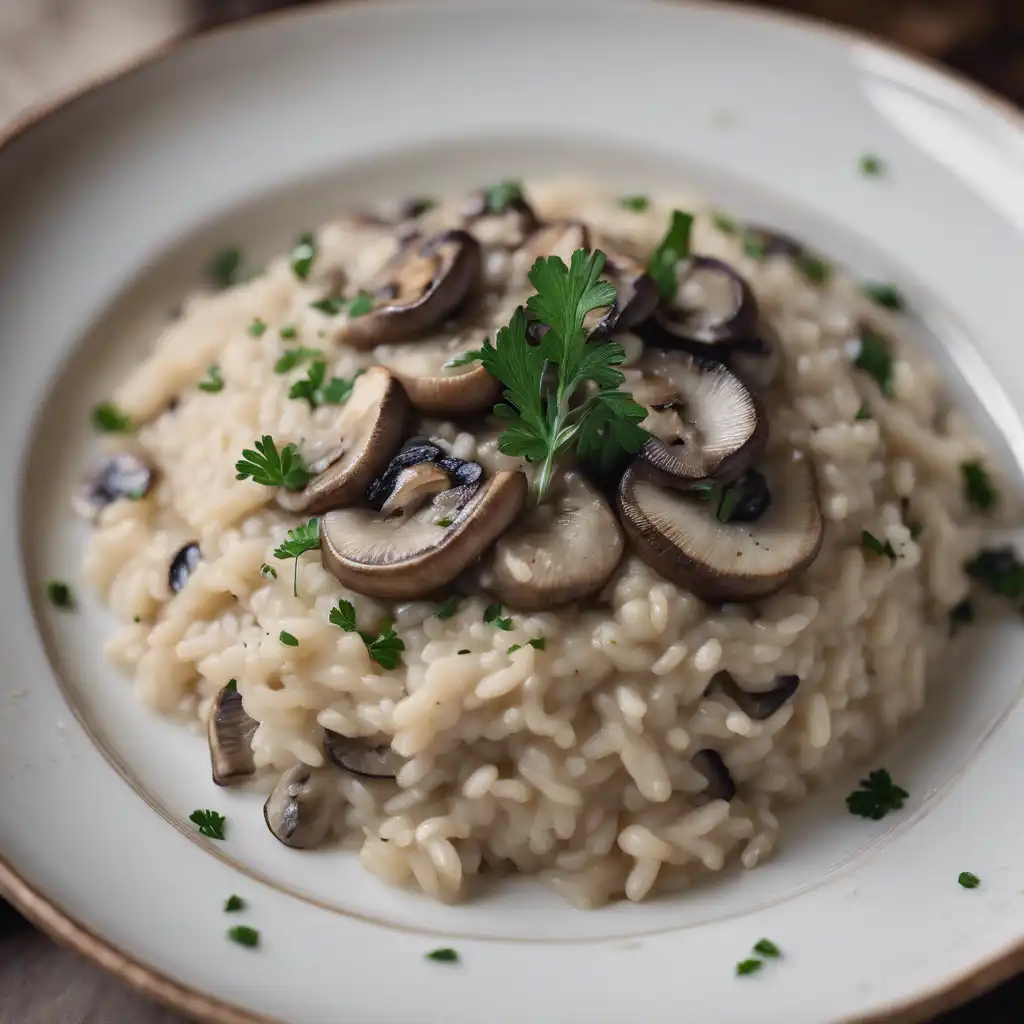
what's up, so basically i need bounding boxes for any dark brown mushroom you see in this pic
[324,730,403,779]
[73,452,155,520]
[276,367,409,516]
[692,749,736,801]
[588,248,660,337]
[263,763,337,849]
[617,451,823,603]
[169,542,201,593]
[709,671,800,720]
[461,188,541,249]
[208,683,257,786]
[655,257,760,346]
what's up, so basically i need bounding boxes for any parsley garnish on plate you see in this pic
[273,518,320,596]
[236,435,310,490]
[189,809,226,840]
[46,581,74,609]
[329,599,405,670]
[436,596,460,620]
[854,325,894,397]
[91,401,133,433]
[961,461,997,512]
[753,939,781,958]
[207,247,243,289]
[482,180,523,213]
[248,318,268,338]
[274,346,322,374]
[279,630,299,647]
[861,530,897,562]
[227,926,260,948]
[862,282,905,311]
[291,232,317,280]
[859,153,885,177]
[198,365,224,393]
[846,769,908,820]
[289,361,362,408]
[736,959,763,977]
[958,871,981,889]
[426,947,459,963]
[647,210,694,300]
[618,195,650,212]
[949,599,974,636]
[347,291,375,319]
[483,602,513,631]
[966,548,1024,598]
[224,895,246,912]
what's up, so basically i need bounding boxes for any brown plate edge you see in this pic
[0,2,1022,1022]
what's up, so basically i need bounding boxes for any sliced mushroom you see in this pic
[169,542,201,593]
[617,451,823,603]
[324,730,403,779]
[277,367,409,515]
[378,462,452,517]
[588,249,660,336]
[709,671,799,720]
[321,468,528,600]
[73,452,154,520]
[692,749,736,801]
[492,469,623,610]
[656,257,760,346]
[519,220,590,267]
[461,188,541,249]
[263,762,337,849]
[208,683,257,786]
[627,352,767,485]
[338,230,482,349]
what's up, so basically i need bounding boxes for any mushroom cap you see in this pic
[208,683,257,786]
[263,763,337,849]
[338,229,482,350]
[320,469,528,600]
[492,469,624,610]
[590,248,660,336]
[629,351,767,485]
[324,730,403,779]
[658,256,761,346]
[277,366,409,516]
[617,451,823,603]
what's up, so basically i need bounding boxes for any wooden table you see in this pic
[2,2,1023,1021]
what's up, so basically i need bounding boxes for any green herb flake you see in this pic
[426,947,459,963]
[198,365,224,393]
[224,894,246,912]
[742,233,766,261]
[273,518,320,596]
[189,809,226,840]
[310,297,348,316]
[482,180,523,214]
[717,484,741,524]
[260,564,278,580]
[227,925,260,949]
[347,291,375,319]
[949,599,974,636]
[288,360,361,408]
[279,324,298,340]
[248,318,268,338]
[207,247,243,289]
[91,401,133,434]
[711,211,737,235]
[855,403,872,421]
[279,630,299,647]
[225,679,237,692]
[507,643,522,654]
[859,153,885,177]
[854,325,894,397]
[235,435,311,490]
[958,871,981,890]
[736,959,763,977]
[329,600,405,669]
[862,282,905,312]
[528,637,546,650]
[274,346,322,374]
[753,939,781,958]
[966,548,1024,599]
[436,517,453,528]
[861,530,897,562]
[647,210,694,300]
[962,461,997,512]
[483,602,513,631]
[797,253,832,286]
[291,232,317,280]
[846,768,908,820]
[436,596,461,621]
[445,349,485,369]
[46,581,74,610]
[618,195,650,212]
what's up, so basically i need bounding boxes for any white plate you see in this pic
[3,2,1024,1021]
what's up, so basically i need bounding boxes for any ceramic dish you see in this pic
[2,2,1024,1022]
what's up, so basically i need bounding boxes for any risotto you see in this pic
[78,180,1008,907]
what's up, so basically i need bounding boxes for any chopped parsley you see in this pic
[962,461,997,512]
[797,253,831,286]
[236,435,311,490]
[227,925,260,948]
[966,547,1024,599]
[436,517,453,528]
[753,939,781,958]
[445,349,484,369]
[711,211,737,235]
[436,596,461,620]
[260,564,278,580]
[483,602,513,631]
[198,365,224,393]
[742,233,766,261]
[862,282,905,311]
[958,871,981,890]
[508,637,546,654]
[274,346,322,374]
[482,180,523,214]
[859,153,885,177]
[189,809,226,840]
[426,947,459,963]
[949,599,974,636]
[273,518,321,596]
[618,195,650,212]
[736,959,763,977]
[225,679,237,692]
[647,210,694,300]
[861,530,897,562]
[91,401,133,434]
[224,895,246,912]
[248,318,268,338]
[279,630,299,647]
[289,361,362,409]
[855,403,872,421]
[348,290,375,319]
[207,247,243,289]
[854,325,894,397]
[279,324,298,340]
[310,297,348,315]
[329,599,405,670]
[846,769,908,820]
[290,232,317,280]
[716,483,742,524]
[46,581,74,609]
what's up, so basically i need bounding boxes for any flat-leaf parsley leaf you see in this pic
[291,232,317,279]
[736,959,763,977]
[91,401,133,434]
[227,925,260,948]
[753,939,781,958]
[189,809,226,840]
[279,631,299,647]
[846,769,908,820]
[482,180,523,213]
[224,894,246,912]
[958,871,981,889]
[647,210,694,300]
[483,602,513,631]
[235,435,310,491]
[329,600,405,669]
[199,365,224,393]
[274,346,322,374]
[436,596,460,620]
[273,518,320,596]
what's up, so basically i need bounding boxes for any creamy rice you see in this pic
[81,181,1003,907]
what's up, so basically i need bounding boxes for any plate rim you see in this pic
[2,3,1023,1022]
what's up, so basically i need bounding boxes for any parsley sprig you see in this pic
[846,769,908,820]
[329,599,405,669]
[647,210,694,300]
[478,249,648,503]
[236,435,310,491]
[189,809,226,840]
[273,519,320,596]
[289,362,362,409]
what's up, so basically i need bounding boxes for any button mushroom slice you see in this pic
[263,762,338,849]
[627,352,767,486]
[321,470,528,600]
[324,729,403,779]
[587,249,660,337]
[337,230,482,350]
[656,256,761,346]
[169,542,201,593]
[709,671,800,721]
[617,451,824,603]
[276,367,409,516]
[208,683,258,786]
[692,749,736,802]
[461,189,541,249]
[492,469,624,610]
[377,461,453,517]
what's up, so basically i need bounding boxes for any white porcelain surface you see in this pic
[2,2,1024,1021]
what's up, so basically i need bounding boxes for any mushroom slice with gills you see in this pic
[585,249,660,337]
[655,257,760,347]
[208,683,257,786]
[276,367,409,516]
[324,730,403,779]
[692,749,736,802]
[617,450,824,604]
[628,351,766,485]
[492,469,624,610]
[709,670,799,720]
[264,763,338,849]
[321,469,528,600]
[460,188,541,249]
[337,229,482,350]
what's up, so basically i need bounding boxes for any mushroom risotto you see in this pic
[80,180,1010,907]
